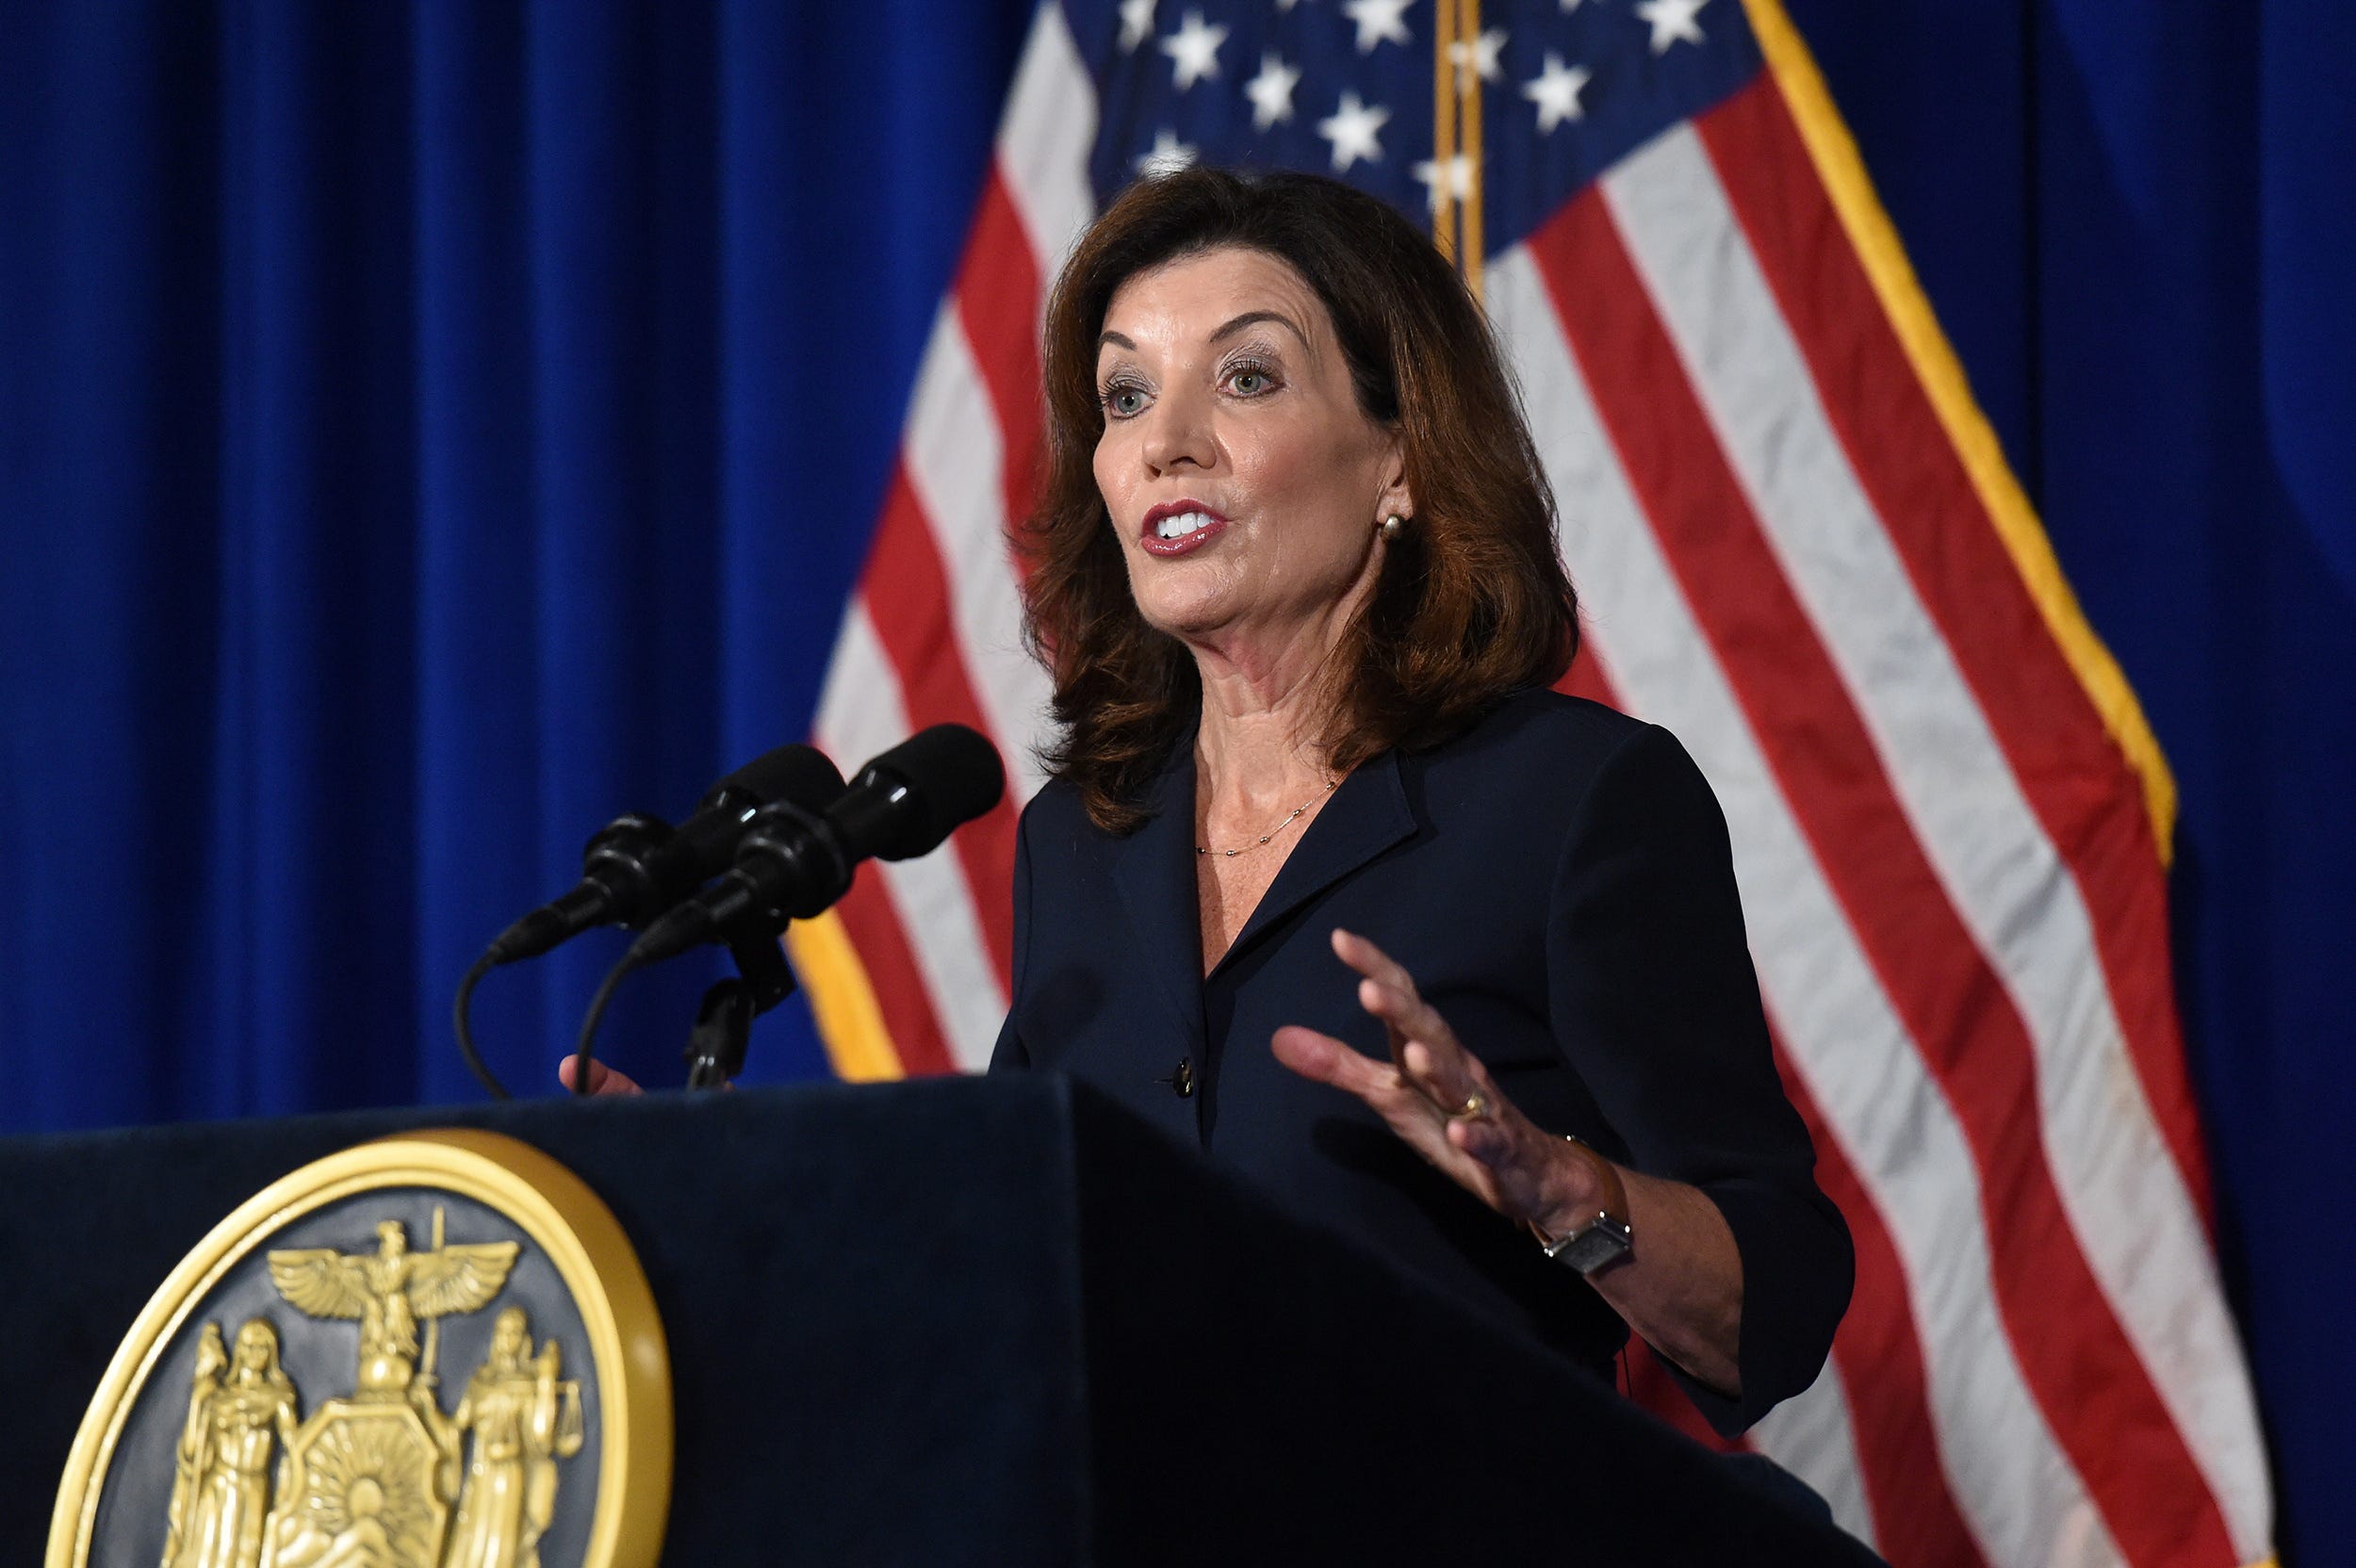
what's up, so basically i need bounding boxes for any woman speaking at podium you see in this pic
[990,167,1850,1438]
[571,166,1851,1438]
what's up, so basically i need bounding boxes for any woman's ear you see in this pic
[1376,433,1413,524]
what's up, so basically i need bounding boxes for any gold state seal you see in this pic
[48,1131,669,1568]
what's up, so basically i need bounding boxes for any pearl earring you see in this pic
[1380,514,1405,540]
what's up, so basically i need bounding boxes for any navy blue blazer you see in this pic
[989,688,1852,1435]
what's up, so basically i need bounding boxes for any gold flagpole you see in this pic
[1460,0,1485,302]
[1432,0,1460,267]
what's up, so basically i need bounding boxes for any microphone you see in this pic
[626,724,1005,965]
[483,743,849,965]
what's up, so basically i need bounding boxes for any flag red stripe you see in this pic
[1553,640,1624,710]
[1560,662,1957,1560]
[1775,1038,1992,1568]
[860,466,1021,987]
[1695,78,2211,1223]
[830,865,958,1076]
[1562,664,1724,1451]
[955,167,1048,557]
[1624,1341,1740,1450]
[1530,190,2235,1568]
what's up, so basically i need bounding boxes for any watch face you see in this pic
[1560,1219,1633,1276]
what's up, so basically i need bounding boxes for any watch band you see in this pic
[1527,1135,1634,1277]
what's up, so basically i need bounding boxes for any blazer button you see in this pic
[1169,1057,1195,1099]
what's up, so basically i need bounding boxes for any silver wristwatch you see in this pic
[1530,1135,1634,1277]
[1539,1208,1635,1275]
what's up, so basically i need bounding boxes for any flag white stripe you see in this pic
[1602,127,2270,1559]
[1490,243,2115,1568]
[814,603,1008,1067]
[998,3,1099,279]
[902,308,1056,808]
[1748,1364,1878,1555]
[811,602,889,772]
[878,844,1009,1070]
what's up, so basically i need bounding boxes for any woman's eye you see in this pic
[1103,385,1147,417]
[1229,368,1275,396]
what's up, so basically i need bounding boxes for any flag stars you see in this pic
[1342,0,1414,54]
[1635,0,1709,55]
[1136,128,1199,176]
[1523,52,1592,133]
[1245,51,1302,129]
[1448,26,1508,90]
[1317,90,1391,170]
[1119,0,1157,53]
[1412,153,1473,214]
[1161,9,1229,89]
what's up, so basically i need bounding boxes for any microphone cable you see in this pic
[453,952,512,1100]
[568,948,651,1098]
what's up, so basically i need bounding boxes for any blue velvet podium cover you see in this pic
[4,1075,1877,1564]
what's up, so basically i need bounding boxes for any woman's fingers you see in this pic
[1400,1037,1488,1120]
[1331,928,1438,1025]
[1291,929,1565,1217]
[1334,929,1458,1050]
[1333,928,1485,1113]
[557,1054,644,1097]
[1273,1024,1431,1126]
[1272,1021,1488,1151]
[1445,1107,1516,1167]
[1329,923,1546,1177]
[1270,1024,1395,1102]
[1273,1020,1558,1221]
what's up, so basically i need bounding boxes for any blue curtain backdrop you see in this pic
[1,1,2348,1560]
[0,0,1034,1118]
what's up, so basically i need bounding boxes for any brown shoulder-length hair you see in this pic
[1022,167,1578,833]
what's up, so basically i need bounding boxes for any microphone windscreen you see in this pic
[860,724,1006,859]
[708,743,849,813]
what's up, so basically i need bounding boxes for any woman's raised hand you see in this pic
[1271,928,1600,1232]
[556,1055,645,1097]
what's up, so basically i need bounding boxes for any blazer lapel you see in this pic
[1109,748,1208,1044]
[1213,749,1418,978]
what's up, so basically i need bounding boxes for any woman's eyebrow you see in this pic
[1096,312,1306,354]
[1209,309,1307,347]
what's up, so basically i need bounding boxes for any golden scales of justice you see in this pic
[160,1208,584,1568]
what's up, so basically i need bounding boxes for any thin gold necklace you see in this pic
[1196,779,1337,858]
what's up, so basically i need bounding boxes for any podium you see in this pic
[4,1075,1877,1564]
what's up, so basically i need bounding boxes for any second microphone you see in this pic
[625,723,1006,965]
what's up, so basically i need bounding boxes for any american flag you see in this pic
[784,1,2276,1562]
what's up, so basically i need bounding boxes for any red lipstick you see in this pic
[1138,499,1230,558]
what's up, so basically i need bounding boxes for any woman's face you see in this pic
[1092,245,1406,662]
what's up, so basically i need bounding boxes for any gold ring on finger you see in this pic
[1450,1092,1489,1121]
